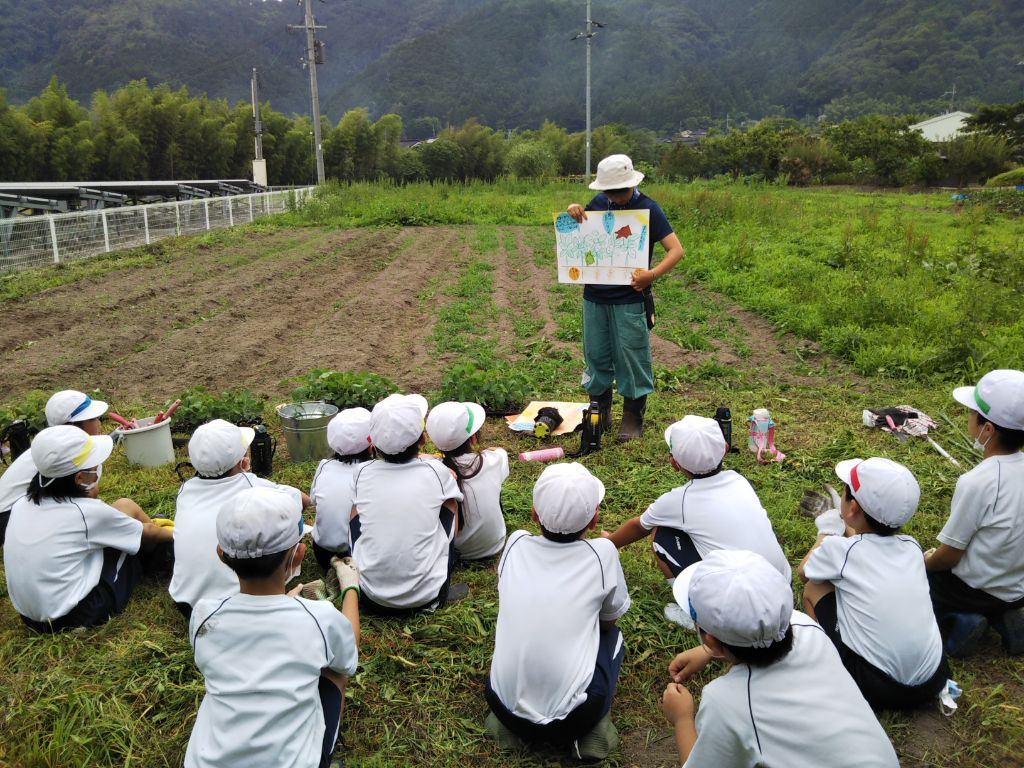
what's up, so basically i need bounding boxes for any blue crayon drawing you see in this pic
[603,211,615,235]
[555,213,580,233]
[639,225,648,253]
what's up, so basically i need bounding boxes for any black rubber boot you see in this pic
[618,396,647,442]
[594,389,613,433]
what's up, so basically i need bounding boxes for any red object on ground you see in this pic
[108,412,135,430]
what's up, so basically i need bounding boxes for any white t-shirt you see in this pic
[351,458,463,609]
[186,593,358,768]
[0,450,37,513]
[640,470,791,582]
[938,452,1024,602]
[453,448,508,560]
[489,530,631,724]
[684,611,898,768]
[4,495,143,622]
[310,459,359,553]
[804,533,943,685]
[170,474,303,608]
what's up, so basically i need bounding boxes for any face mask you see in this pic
[79,463,102,492]
[973,432,991,454]
[285,544,302,582]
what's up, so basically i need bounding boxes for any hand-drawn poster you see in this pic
[553,209,650,285]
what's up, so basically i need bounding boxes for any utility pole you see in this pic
[941,84,957,113]
[571,2,604,183]
[289,0,326,185]
[251,68,268,187]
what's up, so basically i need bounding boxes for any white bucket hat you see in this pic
[45,390,108,426]
[369,394,429,455]
[426,401,486,452]
[664,415,727,474]
[674,549,793,648]
[952,369,1024,431]
[217,487,305,559]
[834,457,920,528]
[31,425,114,481]
[189,419,256,477]
[327,408,372,455]
[533,462,605,535]
[589,154,644,191]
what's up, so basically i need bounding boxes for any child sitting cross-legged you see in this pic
[602,415,790,627]
[659,549,899,767]
[426,400,508,562]
[351,393,465,613]
[799,458,949,710]
[186,487,360,768]
[925,369,1024,656]
[310,408,373,571]
[169,419,309,620]
[4,425,173,632]
[485,462,630,762]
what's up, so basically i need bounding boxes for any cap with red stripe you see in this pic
[835,457,920,528]
[952,369,1024,431]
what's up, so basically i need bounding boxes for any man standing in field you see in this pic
[566,154,684,441]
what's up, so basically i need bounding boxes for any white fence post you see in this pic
[101,210,111,253]
[248,194,255,222]
[227,199,234,227]
[204,199,210,230]
[175,203,182,236]
[143,207,151,245]
[48,216,60,264]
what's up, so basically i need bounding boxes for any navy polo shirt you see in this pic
[583,189,674,304]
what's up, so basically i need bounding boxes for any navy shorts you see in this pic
[319,676,343,768]
[21,547,141,633]
[651,527,702,577]
[351,506,458,616]
[485,626,625,743]
[814,592,948,710]
[312,540,352,574]
[928,570,1024,621]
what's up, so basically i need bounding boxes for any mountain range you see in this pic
[1,0,1021,133]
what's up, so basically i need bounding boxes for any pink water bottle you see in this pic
[518,446,565,462]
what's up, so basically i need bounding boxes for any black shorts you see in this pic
[928,570,1024,621]
[815,592,949,711]
[651,526,702,577]
[312,540,352,573]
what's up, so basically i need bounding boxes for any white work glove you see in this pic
[824,483,841,511]
[332,556,360,596]
[815,508,845,536]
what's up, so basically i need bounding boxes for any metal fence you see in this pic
[0,187,315,273]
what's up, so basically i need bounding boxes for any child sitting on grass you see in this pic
[1,389,112,547]
[310,408,373,571]
[925,369,1024,656]
[485,462,630,761]
[4,425,173,632]
[351,393,465,613]
[601,415,790,626]
[186,487,359,768]
[169,419,309,620]
[660,549,898,767]
[799,457,949,710]
[426,400,508,561]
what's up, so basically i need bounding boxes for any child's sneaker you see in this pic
[942,612,988,658]
[664,602,696,630]
[573,714,619,762]
[484,712,526,751]
[993,607,1024,655]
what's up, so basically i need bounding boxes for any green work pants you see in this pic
[581,299,654,400]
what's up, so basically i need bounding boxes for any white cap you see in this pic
[674,549,792,648]
[426,401,486,452]
[369,394,428,455]
[664,415,726,473]
[45,390,108,426]
[189,419,256,477]
[533,462,605,535]
[589,154,645,191]
[216,487,304,559]
[953,369,1024,431]
[327,408,372,455]
[834,457,920,527]
[31,425,113,480]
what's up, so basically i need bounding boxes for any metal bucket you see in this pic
[275,401,338,463]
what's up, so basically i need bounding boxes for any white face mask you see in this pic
[285,543,302,583]
[973,433,991,454]
[79,463,102,492]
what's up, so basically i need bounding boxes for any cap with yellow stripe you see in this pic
[30,425,114,484]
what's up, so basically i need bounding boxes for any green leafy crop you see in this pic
[291,369,398,410]
[438,361,531,415]
[171,387,267,433]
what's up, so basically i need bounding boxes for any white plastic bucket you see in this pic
[116,416,176,467]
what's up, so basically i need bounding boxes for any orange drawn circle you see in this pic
[632,268,644,278]
[568,266,581,280]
